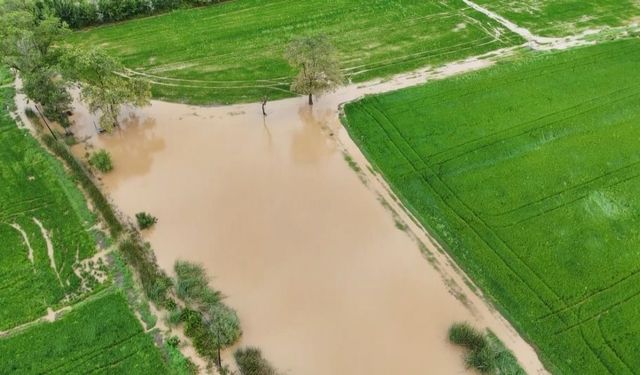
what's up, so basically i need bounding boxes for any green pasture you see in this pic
[474,0,640,36]
[68,0,524,104]
[0,75,98,331]
[0,291,168,374]
[342,39,640,374]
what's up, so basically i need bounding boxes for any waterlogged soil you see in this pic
[70,56,546,374]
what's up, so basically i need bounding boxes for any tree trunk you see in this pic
[308,93,313,105]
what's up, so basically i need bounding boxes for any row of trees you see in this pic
[0,0,150,133]
[43,0,225,29]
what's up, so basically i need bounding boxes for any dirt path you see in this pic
[462,0,606,50]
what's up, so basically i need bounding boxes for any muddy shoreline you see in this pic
[56,47,549,375]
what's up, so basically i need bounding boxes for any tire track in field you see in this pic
[33,217,64,288]
[8,223,35,268]
[429,84,640,168]
[358,100,569,320]
[393,44,638,116]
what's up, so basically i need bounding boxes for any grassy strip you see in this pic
[39,131,123,237]
[68,0,524,104]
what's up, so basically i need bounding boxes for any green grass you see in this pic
[0,291,169,374]
[0,75,99,330]
[68,0,524,104]
[342,38,640,374]
[474,0,640,37]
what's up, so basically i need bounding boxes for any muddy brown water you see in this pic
[65,53,547,375]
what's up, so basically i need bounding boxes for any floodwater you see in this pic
[69,52,547,375]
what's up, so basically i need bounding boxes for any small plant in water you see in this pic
[88,149,113,173]
[136,212,158,230]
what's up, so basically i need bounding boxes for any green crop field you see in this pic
[0,291,168,374]
[474,0,640,37]
[343,39,640,374]
[68,0,524,104]
[0,75,100,331]
[0,70,170,373]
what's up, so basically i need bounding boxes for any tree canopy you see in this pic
[285,35,344,105]
[61,48,151,132]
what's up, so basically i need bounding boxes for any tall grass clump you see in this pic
[448,322,486,351]
[234,347,278,375]
[448,322,524,374]
[119,235,173,305]
[173,261,241,362]
[88,149,113,173]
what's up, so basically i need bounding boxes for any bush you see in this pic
[207,303,241,347]
[44,0,224,29]
[234,347,278,375]
[167,335,180,348]
[136,211,158,230]
[448,323,525,375]
[163,338,199,375]
[174,260,242,359]
[119,236,172,305]
[88,149,113,173]
[465,345,496,374]
[167,306,182,326]
[448,322,486,351]
[174,261,220,304]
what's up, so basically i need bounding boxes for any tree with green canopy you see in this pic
[62,47,151,132]
[285,34,344,105]
[0,0,73,127]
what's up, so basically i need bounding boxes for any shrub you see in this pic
[448,323,524,375]
[163,338,199,375]
[88,149,113,173]
[174,260,242,359]
[448,322,486,351]
[207,303,241,347]
[234,347,278,375]
[174,261,220,304]
[167,335,180,348]
[119,236,172,305]
[465,345,496,374]
[136,211,158,230]
[167,306,182,326]
[180,308,217,359]
[44,0,225,29]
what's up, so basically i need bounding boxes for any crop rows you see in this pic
[342,39,640,374]
[0,292,168,374]
[0,80,99,330]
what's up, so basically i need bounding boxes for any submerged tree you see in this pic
[285,34,343,105]
[22,67,73,127]
[62,47,151,132]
